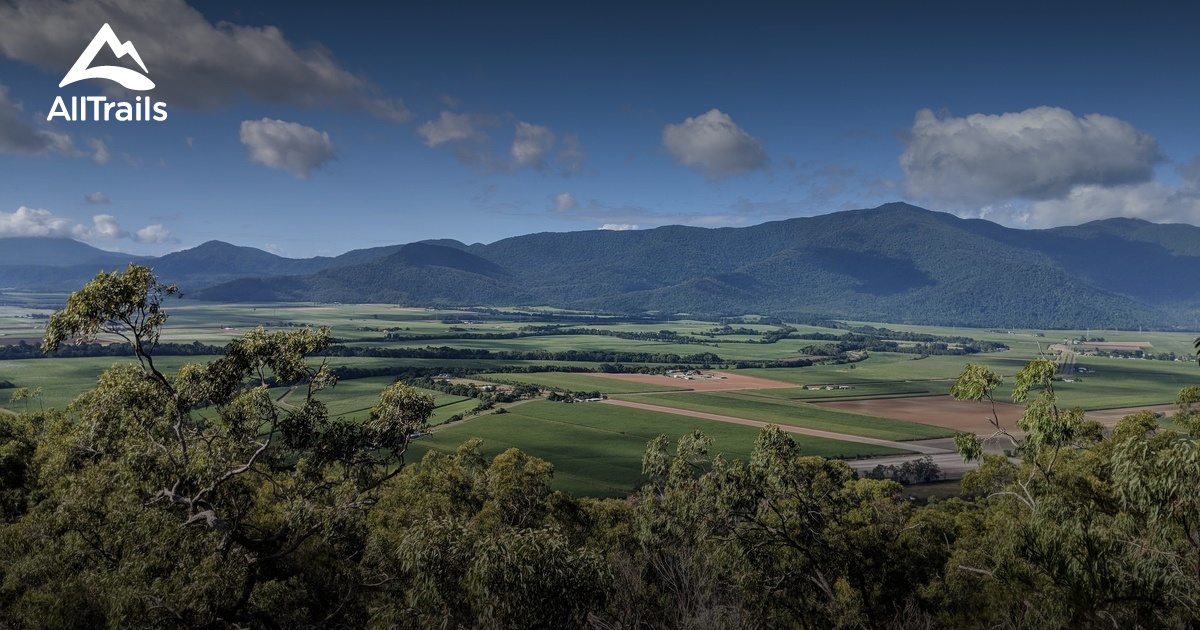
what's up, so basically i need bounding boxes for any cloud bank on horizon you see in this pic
[0,0,1197,254]
[0,206,173,244]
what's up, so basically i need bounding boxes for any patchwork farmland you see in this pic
[2,297,1195,496]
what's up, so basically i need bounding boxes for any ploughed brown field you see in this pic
[816,395,1026,435]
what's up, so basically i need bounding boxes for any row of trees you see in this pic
[322,343,725,365]
[0,266,1198,626]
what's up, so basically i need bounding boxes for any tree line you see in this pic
[0,339,227,360]
[323,344,724,365]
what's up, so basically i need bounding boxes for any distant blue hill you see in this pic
[5,203,1200,329]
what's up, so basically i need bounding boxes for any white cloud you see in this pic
[511,122,554,168]
[419,114,582,175]
[134,224,173,244]
[0,207,76,238]
[88,138,111,165]
[967,182,1200,229]
[185,136,195,148]
[239,118,336,178]
[552,193,577,213]
[599,223,639,231]
[900,106,1161,204]
[0,206,174,244]
[416,111,483,147]
[85,192,111,205]
[0,0,410,120]
[72,214,128,241]
[0,84,76,157]
[662,109,767,178]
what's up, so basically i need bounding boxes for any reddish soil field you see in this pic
[817,395,1026,435]
[589,371,795,391]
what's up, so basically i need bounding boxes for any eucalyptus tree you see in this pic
[1,265,434,626]
[944,360,1200,626]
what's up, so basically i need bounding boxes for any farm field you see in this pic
[752,381,944,401]
[287,376,472,423]
[587,371,799,391]
[738,353,1033,388]
[1052,356,1197,409]
[4,299,1200,497]
[0,355,224,410]
[817,395,1026,435]
[614,391,955,441]
[370,333,809,362]
[474,372,688,394]
[408,400,910,497]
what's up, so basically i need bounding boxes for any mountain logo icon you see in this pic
[59,23,155,91]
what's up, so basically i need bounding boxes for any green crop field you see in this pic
[294,376,471,419]
[408,400,910,497]
[1049,356,1197,409]
[0,355,224,411]
[614,391,954,441]
[474,372,688,394]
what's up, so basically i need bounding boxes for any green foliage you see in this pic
[949,362,1003,403]
[363,441,607,628]
[43,263,180,361]
[939,355,1200,627]
[1,266,435,626]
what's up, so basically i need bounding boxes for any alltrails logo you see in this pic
[47,23,168,122]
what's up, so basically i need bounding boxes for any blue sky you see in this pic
[1,0,1199,257]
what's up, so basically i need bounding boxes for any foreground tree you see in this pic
[942,360,1200,627]
[1,265,434,626]
[363,440,609,628]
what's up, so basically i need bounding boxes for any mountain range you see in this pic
[4,202,1200,329]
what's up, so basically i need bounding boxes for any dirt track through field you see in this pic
[602,399,950,454]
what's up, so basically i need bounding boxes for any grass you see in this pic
[753,381,943,401]
[409,400,910,498]
[740,352,1035,385]
[615,391,954,441]
[303,376,471,419]
[474,372,688,394]
[0,355,224,411]
[428,398,487,426]
[1049,356,1197,410]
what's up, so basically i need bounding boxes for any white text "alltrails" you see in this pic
[47,95,168,122]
